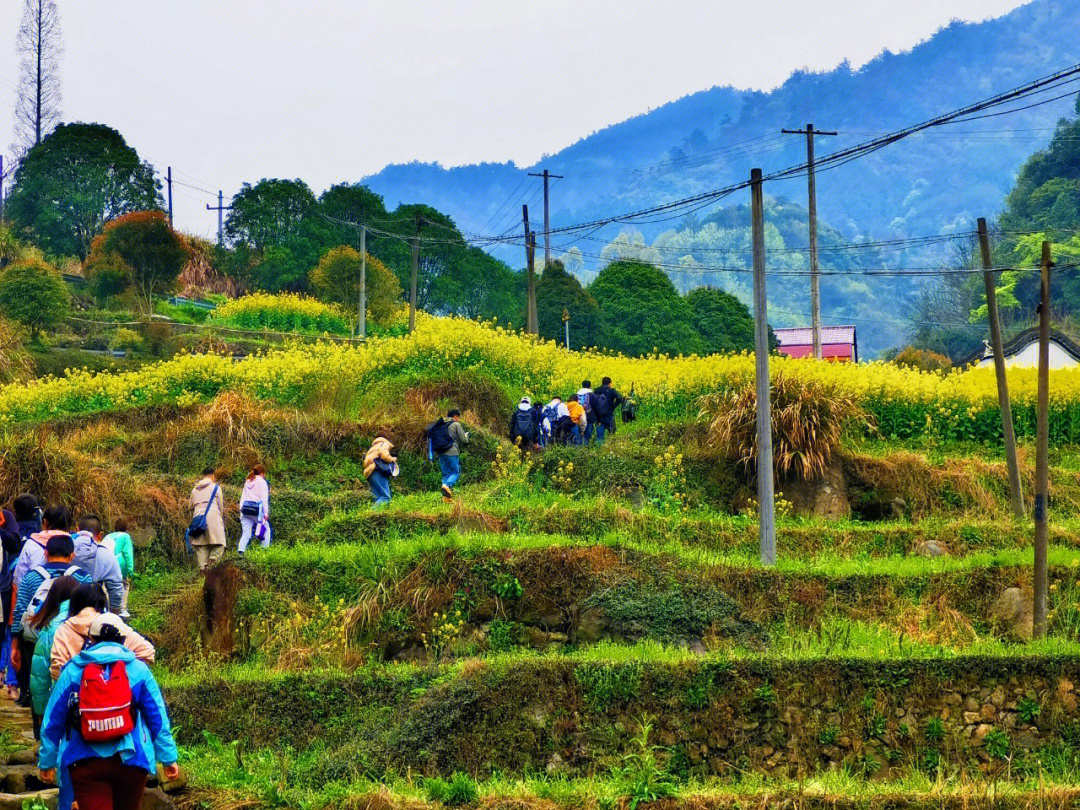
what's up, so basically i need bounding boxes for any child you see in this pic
[103,519,135,619]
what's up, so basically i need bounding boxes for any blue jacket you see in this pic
[38,643,178,774]
[72,533,124,613]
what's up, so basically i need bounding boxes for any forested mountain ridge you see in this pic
[363,0,1078,256]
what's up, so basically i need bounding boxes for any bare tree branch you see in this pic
[11,0,63,160]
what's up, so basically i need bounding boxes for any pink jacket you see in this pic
[50,607,155,681]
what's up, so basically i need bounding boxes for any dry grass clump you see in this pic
[895,594,979,647]
[0,317,32,385]
[699,372,869,483]
[845,452,1003,518]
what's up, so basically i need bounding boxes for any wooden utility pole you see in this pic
[750,168,775,566]
[1033,240,1052,638]
[782,125,836,359]
[978,218,1024,518]
[166,167,174,226]
[357,225,367,339]
[523,204,538,334]
[409,214,422,334]
[206,191,232,247]
[528,169,563,266]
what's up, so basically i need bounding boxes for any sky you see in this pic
[0,0,1028,238]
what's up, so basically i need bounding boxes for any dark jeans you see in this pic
[70,755,147,810]
[16,636,33,701]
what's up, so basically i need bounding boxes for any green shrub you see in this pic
[985,728,1011,759]
[424,771,479,806]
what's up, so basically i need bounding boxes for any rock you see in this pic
[990,587,1034,640]
[991,685,1007,708]
[6,749,34,766]
[914,540,947,558]
[964,696,980,712]
[781,462,850,520]
[545,753,565,775]
[575,607,607,643]
[140,787,176,810]
[980,704,996,723]
[156,763,188,793]
[689,639,707,656]
[973,724,993,743]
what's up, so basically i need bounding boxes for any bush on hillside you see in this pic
[890,346,953,373]
[0,259,70,339]
[0,318,33,384]
[212,292,352,335]
[699,372,869,482]
[309,246,404,328]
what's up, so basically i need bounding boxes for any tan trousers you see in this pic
[194,544,225,571]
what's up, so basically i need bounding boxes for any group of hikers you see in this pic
[184,463,272,570]
[0,497,177,810]
[362,377,634,506]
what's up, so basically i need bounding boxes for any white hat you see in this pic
[520,396,532,405]
[89,613,128,640]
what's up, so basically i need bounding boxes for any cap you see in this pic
[520,397,532,405]
[89,613,128,641]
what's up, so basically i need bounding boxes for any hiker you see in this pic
[364,434,398,506]
[188,468,226,571]
[593,377,625,446]
[102,520,135,619]
[5,496,39,700]
[28,575,80,810]
[577,380,596,443]
[0,503,21,704]
[509,396,539,452]
[28,575,81,738]
[72,515,125,616]
[544,397,572,446]
[38,612,179,810]
[50,583,155,682]
[238,464,271,555]
[566,394,587,446]
[11,507,77,707]
[428,409,469,502]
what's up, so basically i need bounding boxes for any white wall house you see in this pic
[968,328,1080,370]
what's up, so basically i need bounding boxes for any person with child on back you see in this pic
[71,514,125,618]
[427,409,469,502]
[238,464,272,555]
[12,532,92,711]
[509,397,539,453]
[38,610,177,810]
[364,433,398,506]
[188,468,226,571]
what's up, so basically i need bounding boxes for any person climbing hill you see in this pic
[364,434,398,507]
[428,409,469,502]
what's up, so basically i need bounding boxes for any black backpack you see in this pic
[426,419,455,454]
[593,391,611,419]
[512,410,537,443]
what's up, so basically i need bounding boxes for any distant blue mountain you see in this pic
[363,0,1080,355]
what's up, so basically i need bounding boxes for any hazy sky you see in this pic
[0,0,1027,237]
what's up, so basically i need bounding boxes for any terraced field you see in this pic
[3,333,1080,809]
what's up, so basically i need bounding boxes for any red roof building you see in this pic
[773,325,858,362]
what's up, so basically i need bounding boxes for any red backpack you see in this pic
[79,661,135,742]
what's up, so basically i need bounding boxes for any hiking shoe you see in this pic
[441,485,454,501]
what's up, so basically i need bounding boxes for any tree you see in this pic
[12,0,62,158]
[589,260,703,356]
[309,245,403,327]
[685,286,766,354]
[5,123,161,260]
[536,260,601,349]
[224,179,331,291]
[0,258,69,339]
[318,184,389,250]
[87,211,190,314]
[376,204,467,311]
[85,255,130,306]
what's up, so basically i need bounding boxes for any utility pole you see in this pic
[357,226,367,339]
[563,308,570,350]
[1033,240,1052,639]
[409,214,422,334]
[978,218,1024,518]
[782,124,836,359]
[528,169,563,266]
[166,167,174,226]
[523,205,538,334]
[206,191,232,247]
[750,167,775,566]
[0,155,4,221]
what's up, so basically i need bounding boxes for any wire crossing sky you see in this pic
[0,0,1026,238]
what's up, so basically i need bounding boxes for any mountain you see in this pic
[362,0,1080,357]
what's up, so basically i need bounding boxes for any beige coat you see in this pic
[189,477,227,547]
[51,607,155,681]
[363,438,396,479]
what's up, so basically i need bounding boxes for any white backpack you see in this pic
[22,565,81,641]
